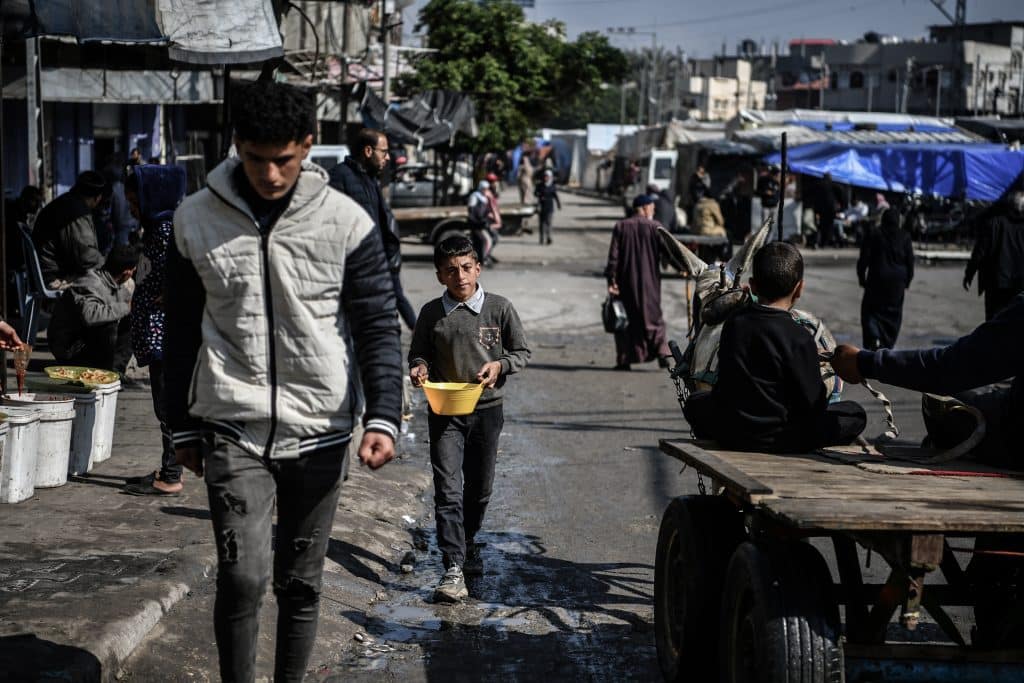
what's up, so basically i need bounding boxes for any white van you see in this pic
[643,149,678,192]
[309,145,350,172]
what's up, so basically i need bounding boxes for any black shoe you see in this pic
[657,356,670,369]
[546,238,553,245]
[614,363,632,371]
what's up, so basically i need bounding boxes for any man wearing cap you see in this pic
[32,170,108,289]
[605,194,670,370]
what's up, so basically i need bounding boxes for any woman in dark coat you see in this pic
[857,208,914,349]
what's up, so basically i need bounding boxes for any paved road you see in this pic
[127,191,983,681]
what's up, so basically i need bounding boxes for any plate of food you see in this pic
[44,366,120,387]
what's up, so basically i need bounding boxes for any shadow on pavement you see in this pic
[332,530,658,680]
[160,505,211,520]
[0,633,102,682]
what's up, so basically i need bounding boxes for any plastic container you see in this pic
[90,381,121,463]
[0,409,39,504]
[421,381,485,416]
[68,392,100,476]
[3,394,76,488]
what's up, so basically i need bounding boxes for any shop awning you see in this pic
[765,142,1024,201]
[2,0,282,65]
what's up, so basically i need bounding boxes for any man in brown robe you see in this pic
[605,194,670,370]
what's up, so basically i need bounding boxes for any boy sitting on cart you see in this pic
[686,242,866,452]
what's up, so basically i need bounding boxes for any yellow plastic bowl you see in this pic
[422,381,485,416]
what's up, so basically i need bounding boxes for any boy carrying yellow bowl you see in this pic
[408,235,531,603]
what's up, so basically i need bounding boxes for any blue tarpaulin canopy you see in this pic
[765,142,1024,201]
[787,120,956,134]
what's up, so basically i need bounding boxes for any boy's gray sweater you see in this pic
[408,290,530,409]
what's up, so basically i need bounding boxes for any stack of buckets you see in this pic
[0,378,121,504]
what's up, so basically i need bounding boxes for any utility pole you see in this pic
[901,56,914,113]
[381,0,391,103]
[935,65,942,116]
[26,37,45,198]
[819,57,828,109]
[867,72,874,112]
[649,32,657,125]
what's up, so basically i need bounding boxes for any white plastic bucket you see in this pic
[3,394,76,488]
[0,410,39,503]
[68,392,100,476]
[90,381,121,464]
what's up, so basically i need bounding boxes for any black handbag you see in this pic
[602,296,628,333]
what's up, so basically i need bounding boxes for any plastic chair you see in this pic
[18,222,61,344]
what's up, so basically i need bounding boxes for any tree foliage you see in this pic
[399,0,627,152]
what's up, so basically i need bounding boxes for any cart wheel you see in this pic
[971,534,1024,648]
[654,495,745,682]
[719,541,841,683]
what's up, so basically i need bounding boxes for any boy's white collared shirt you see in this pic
[442,284,485,316]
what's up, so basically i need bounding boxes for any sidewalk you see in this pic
[0,366,431,682]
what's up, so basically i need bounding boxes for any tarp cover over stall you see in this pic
[765,142,1024,201]
[4,0,283,64]
[360,89,477,149]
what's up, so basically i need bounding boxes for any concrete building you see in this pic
[813,22,1024,116]
[679,58,768,121]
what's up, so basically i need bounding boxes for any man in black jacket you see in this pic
[964,190,1024,320]
[32,171,108,288]
[328,127,416,330]
[832,294,1024,467]
[857,208,914,349]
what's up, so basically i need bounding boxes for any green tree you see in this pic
[400,0,626,151]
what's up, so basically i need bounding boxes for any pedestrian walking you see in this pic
[534,169,561,245]
[857,208,914,350]
[32,170,108,289]
[964,190,1024,321]
[517,153,534,204]
[813,173,841,248]
[605,194,670,370]
[408,236,531,603]
[468,180,495,266]
[328,127,416,331]
[648,183,679,233]
[122,164,188,496]
[164,81,402,683]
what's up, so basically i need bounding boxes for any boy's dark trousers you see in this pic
[428,404,504,568]
[202,432,345,683]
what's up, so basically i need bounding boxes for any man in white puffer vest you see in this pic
[164,81,402,682]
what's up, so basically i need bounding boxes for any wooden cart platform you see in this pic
[653,438,1024,683]
[659,439,1024,533]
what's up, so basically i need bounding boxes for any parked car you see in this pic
[309,145,350,172]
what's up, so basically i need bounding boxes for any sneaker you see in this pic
[433,565,468,603]
[463,545,484,576]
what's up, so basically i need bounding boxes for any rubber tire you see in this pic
[719,541,841,683]
[654,495,746,682]
[971,534,1024,647]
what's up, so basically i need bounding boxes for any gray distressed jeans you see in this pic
[202,432,346,683]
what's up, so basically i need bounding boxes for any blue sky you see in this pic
[403,0,1023,58]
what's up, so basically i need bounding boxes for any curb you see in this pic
[5,542,218,683]
[101,543,217,682]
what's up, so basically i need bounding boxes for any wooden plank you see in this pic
[762,498,1024,533]
[661,440,1024,532]
[659,439,774,502]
